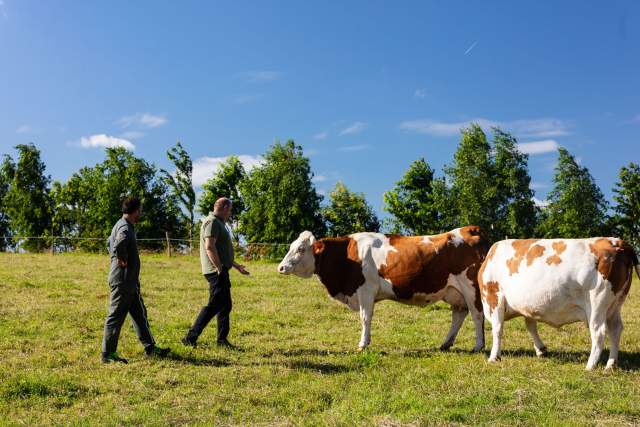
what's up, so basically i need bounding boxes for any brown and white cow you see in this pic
[478,237,640,370]
[277,226,489,351]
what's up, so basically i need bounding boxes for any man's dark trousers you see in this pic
[102,285,155,354]
[186,268,232,342]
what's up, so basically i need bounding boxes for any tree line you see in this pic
[0,124,638,253]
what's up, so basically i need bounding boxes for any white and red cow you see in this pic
[478,237,639,370]
[277,226,489,351]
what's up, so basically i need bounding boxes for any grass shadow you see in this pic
[493,348,640,370]
[164,352,231,367]
[285,359,354,374]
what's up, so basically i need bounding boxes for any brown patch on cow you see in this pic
[480,280,500,314]
[378,225,489,306]
[546,241,567,265]
[526,244,546,266]
[313,237,365,297]
[506,239,539,275]
[589,238,637,295]
[485,243,498,263]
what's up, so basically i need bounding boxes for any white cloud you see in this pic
[79,134,135,150]
[399,117,570,138]
[192,155,263,187]
[234,94,261,105]
[464,41,478,55]
[414,89,426,99]
[517,139,559,155]
[317,189,327,196]
[118,113,167,129]
[631,114,640,123]
[339,122,368,136]
[312,175,327,183]
[241,70,282,83]
[0,0,6,18]
[533,197,549,208]
[16,125,33,134]
[530,182,548,190]
[338,144,370,152]
[313,131,328,140]
[119,131,145,140]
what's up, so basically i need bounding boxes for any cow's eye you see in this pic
[298,247,305,253]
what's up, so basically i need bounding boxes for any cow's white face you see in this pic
[277,231,317,278]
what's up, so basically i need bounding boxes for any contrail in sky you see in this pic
[464,41,478,55]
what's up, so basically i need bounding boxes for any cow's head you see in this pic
[277,231,317,278]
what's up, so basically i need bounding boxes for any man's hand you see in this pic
[117,258,128,268]
[234,264,250,275]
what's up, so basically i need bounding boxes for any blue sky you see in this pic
[1,1,638,219]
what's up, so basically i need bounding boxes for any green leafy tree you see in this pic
[2,144,52,251]
[492,129,537,238]
[239,140,325,243]
[198,156,247,226]
[0,155,14,250]
[323,181,380,236]
[611,162,640,250]
[56,147,181,250]
[161,142,196,244]
[445,124,498,239]
[383,158,443,234]
[537,148,609,238]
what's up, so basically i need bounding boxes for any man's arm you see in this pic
[113,226,129,267]
[205,236,224,272]
[232,261,250,275]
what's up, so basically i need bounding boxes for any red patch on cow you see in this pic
[378,226,488,311]
[546,241,567,266]
[589,238,637,295]
[506,239,539,275]
[312,237,366,297]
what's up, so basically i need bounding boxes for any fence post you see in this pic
[165,232,172,257]
[50,237,55,255]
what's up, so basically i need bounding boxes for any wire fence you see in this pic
[0,236,291,261]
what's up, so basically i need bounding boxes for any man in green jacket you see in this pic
[101,197,170,363]
[182,197,249,347]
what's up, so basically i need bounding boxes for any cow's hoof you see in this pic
[357,346,367,352]
[488,357,500,363]
[535,347,548,357]
[471,345,485,353]
[585,364,596,371]
[605,361,617,371]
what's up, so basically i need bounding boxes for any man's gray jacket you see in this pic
[107,218,141,293]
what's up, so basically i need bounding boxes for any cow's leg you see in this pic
[440,307,468,351]
[605,309,623,370]
[488,304,505,363]
[586,307,607,371]
[455,284,485,352]
[524,317,547,357]
[356,287,375,351]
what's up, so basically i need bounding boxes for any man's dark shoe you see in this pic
[101,351,128,364]
[181,336,197,348]
[145,346,170,358]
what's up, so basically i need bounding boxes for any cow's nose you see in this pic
[277,265,285,274]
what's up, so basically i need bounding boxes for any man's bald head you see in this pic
[213,197,232,221]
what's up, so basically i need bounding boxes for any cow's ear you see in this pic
[313,241,325,255]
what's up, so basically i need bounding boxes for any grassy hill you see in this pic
[1,253,639,426]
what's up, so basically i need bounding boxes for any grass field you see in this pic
[1,253,640,426]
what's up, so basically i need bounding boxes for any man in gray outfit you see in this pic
[101,197,170,363]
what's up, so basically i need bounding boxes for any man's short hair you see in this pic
[122,197,142,214]
[214,197,232,211]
